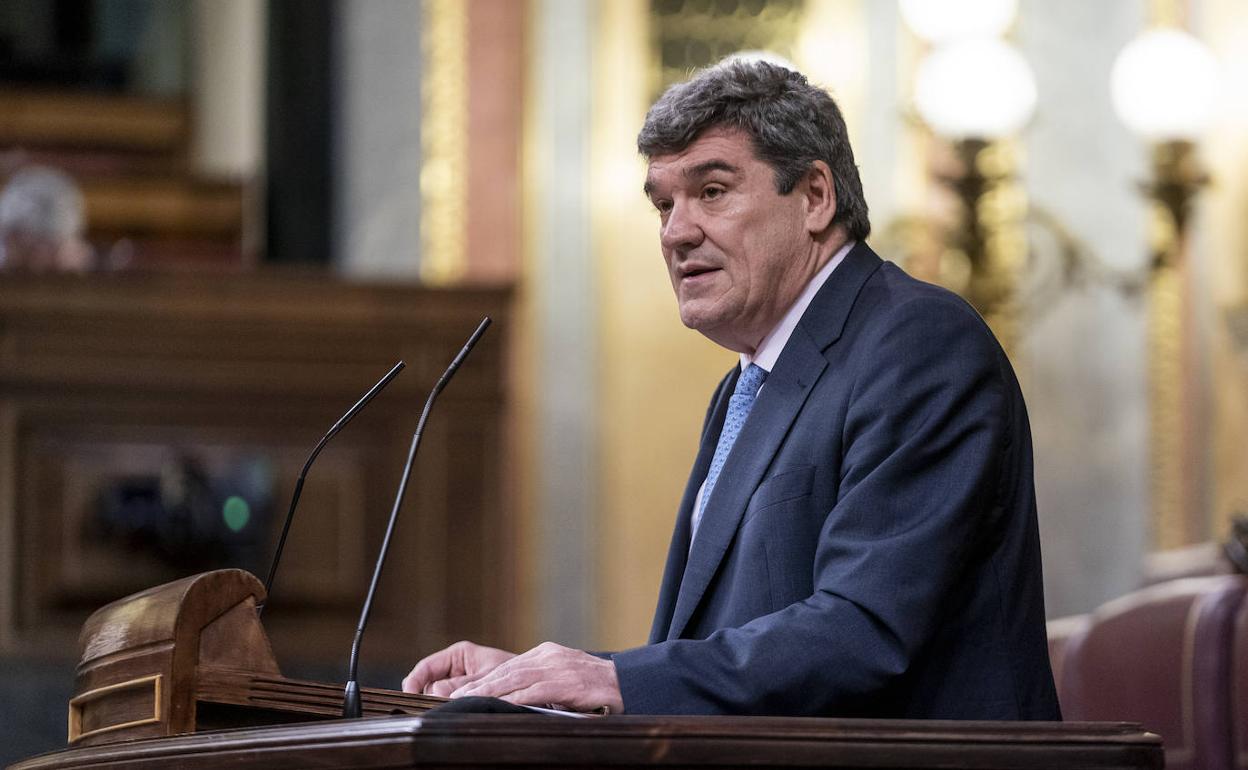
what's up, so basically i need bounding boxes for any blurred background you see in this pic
[2,0,1246,763]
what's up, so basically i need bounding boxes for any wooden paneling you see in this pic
[0,272,514,667]
[79,177,243,239]
[0,91,187,154]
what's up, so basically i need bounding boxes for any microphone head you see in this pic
[448,317,492,373]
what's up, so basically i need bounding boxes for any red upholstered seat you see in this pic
[1045,613,1089,709]
[1058,575,1246,770]
[1232,594,1248,769]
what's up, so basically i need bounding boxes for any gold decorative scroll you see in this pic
[420,0,468,284]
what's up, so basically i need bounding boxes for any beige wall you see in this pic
[1202,0,1248,536]
[590,1,736,650]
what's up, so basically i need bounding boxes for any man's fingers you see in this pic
[453,649,568,700]
[453,655,540,698]
[426,672,485,697]
[402,651,453,693]
[402,641,518,694]
[448,642,623,713]
[402,642,473,693]
[452,667,520,698]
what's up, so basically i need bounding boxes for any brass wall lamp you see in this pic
[896,0,1037,352]
[1110,20,1221,549]
[1110,25,1219,270]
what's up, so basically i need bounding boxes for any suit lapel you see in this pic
[797,241,882,351]
[667,327,827,639]
[665,241,884,640]
[647,369,737,643]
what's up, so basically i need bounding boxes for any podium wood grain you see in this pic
[10,714,1164,769]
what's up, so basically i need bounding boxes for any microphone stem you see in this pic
[346,376,443,685]
[260,466,310,616]
[343,317,489,718]
[259,360,405,617]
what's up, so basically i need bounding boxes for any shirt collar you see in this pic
[740,240,855,373]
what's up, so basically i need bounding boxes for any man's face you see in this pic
[644,127,821,354]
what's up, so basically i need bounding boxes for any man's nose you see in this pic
[660,201,704,252]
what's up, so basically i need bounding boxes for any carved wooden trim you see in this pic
[68,674,163,744]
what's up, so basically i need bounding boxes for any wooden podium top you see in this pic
[23,566,1162,770]
[11,713,1163,770]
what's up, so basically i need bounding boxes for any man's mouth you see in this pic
[679,265,719,281]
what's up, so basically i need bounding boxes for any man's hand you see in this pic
[402,640,516,696]
[451,642,624,714]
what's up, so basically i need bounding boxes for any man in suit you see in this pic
[403,59,1060,719]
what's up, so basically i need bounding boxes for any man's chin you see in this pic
[677,305,718,333]
[679,311,751,353]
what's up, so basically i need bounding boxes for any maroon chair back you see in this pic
[1059,575,1246,770]
[1232,591,1248,769]
[1046,614,1089,712]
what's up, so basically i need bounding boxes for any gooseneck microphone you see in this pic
[258,360,406,617]
[343,317,491,718]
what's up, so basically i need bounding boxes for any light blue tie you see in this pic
[690,363,768,544]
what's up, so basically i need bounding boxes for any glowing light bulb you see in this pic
[914,38,1037,139]
[900,0,1018,43]
[1111,28,1220,141]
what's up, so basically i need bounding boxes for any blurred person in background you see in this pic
[0,166,93,272]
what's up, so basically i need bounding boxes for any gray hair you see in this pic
[0,166,85,240]
[637,59,870,240]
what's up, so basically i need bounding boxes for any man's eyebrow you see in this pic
[685,160,740,179]
[643,159,741,198]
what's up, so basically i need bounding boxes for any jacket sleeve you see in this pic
[611,295,1014,715]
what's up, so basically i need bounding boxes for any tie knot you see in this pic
[735,363,767,398]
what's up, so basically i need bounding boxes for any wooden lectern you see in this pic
[64,569,442,748]
[9,570,1164,769]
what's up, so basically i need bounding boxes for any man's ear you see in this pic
[801,160,837,234]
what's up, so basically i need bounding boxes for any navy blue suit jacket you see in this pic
[611,243,1060,719]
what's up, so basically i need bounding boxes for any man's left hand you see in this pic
[451,642,624,714]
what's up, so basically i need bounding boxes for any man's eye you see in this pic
[702,186,725,200]
[655,200,673,215]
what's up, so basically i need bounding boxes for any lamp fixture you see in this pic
[1110,25,1218,267]
[892,1,1042,352]
[899,0,1017,44]
[914,38,1037,141]
[1109,20,1220,550]
[1110,27,1220,143]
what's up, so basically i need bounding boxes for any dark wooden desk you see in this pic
[10,714,1163,769]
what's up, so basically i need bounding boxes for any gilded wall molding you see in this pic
[1149,257,1187,548]
[420,0,468,284]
